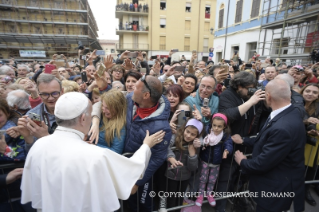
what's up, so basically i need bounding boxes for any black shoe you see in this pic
[306,188,317,206]
[314,185,319,197]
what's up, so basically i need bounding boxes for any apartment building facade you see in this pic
[116,0,217,61]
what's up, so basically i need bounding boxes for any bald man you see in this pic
[232,79,305,212]
[126,75,172,212]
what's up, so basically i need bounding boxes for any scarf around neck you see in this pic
[203,130,223,146]
[133,103,159,120]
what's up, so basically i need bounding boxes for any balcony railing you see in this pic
[115,4,148,13]
[116,43,149,50]
[117,24,148,32]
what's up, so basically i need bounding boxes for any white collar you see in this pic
[55,126,85,140]
[270,104,291,120]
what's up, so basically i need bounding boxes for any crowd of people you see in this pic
[115,2,149,13]
[0,46,319,212]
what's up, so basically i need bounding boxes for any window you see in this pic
[160,36,166,50]
[248,42,257,59]
[218,4,224,28]
[235,0,243,23]
[204,22,210,32]
[203,38,209,52]
[34,26,42,34]
[184,37,190,51]
[58,27,64,34]
[9,25,16,33]
[273,38,289,54]
[160,18,166,28]
[111,49,115,53]
[186,3,191,12]
[251,0,260,18]
[205,5,210,19]
[160,0,166,10]
[185,20,191,30]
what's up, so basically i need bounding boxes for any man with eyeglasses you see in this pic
[14,74,63,152]
[126,75,172,212]
[184,75,219,126]
[158,63,182,84]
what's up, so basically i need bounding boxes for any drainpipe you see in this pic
[223,0,231,58]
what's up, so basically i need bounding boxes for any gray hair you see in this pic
[275,73,294,88]
[112,81,124,89]
[0,65,13,75]
[201,74,217,89]
[6,89,31,110]
[37,74,62,90]
[18,64,30,72]
[55,101,90,127]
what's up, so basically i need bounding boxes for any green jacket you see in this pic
[184,89,219,125]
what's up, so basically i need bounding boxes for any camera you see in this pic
[307,124,316,131]
[247,85,265,96]
[307,136,317,146]
[306,124,317,146]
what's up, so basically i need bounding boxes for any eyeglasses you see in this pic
[114,70,123,74]
[39,91,61,99]
[141,75,152,96]
[199,84,214,91]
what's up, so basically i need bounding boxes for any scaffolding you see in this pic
[0,0,101,60]
[257,0,319,65]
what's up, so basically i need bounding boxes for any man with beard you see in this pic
[214,71,266,212]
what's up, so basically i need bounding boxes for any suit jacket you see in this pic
[241,105,305,212]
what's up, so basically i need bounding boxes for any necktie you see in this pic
[261,116,271,131]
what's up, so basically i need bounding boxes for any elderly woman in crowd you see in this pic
[6,90,31,122]
[17,64,30,78]
[300,83,319,206]
[0,99,26,161]
[0,65,16,81]
[62,80,80,93]
[96,90,127,154]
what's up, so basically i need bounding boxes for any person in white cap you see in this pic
[20,92,165,212]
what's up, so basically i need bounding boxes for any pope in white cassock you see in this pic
[20,92,165,212]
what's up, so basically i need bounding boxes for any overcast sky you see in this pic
[89,0,119,40]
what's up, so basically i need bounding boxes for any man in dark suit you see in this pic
[232,79,306,212]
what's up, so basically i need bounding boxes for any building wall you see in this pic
[116,0,217,60]
[213,0,264,62]
[99,39,119,55]
[0,0,99,60]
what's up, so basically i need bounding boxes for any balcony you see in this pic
[117,43,149,51]
[116,25,148,35]
[115,5,148,19]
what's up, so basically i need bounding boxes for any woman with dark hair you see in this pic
[181,74,197,98]
[166,84,184,121]
[0,99,25,161]
[124,71,142,93]
[300,83,319,206]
